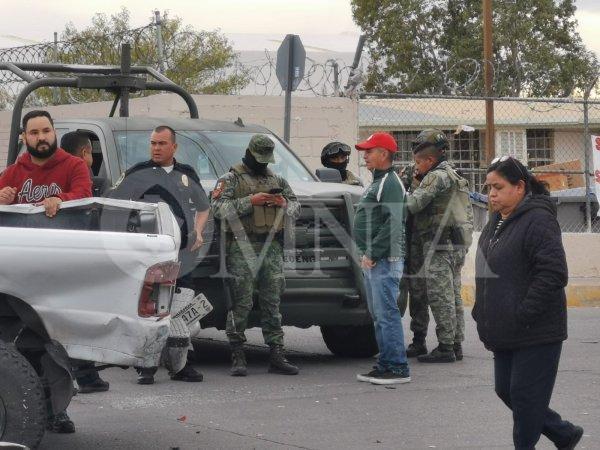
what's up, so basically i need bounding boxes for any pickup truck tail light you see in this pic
[138,261,180,317]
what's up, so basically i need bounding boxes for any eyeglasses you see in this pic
[490,155,527,180]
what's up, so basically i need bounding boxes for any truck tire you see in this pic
[320,324,378,358]
[0,341,46,449]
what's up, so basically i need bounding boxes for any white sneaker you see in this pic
[369,370,411,385]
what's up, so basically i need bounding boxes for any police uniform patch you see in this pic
[212,180,225,199]
[181,174,189,187]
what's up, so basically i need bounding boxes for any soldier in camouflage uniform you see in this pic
[405,130,474,363]
[397,163,419,318]
[211,134,301,376]
[321,142,363,186]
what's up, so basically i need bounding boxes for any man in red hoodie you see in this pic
[0,110,91,434]
[0,110,92,217]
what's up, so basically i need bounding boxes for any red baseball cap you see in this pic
[355,132,398,153]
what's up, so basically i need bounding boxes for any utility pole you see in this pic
[483,0,495,165]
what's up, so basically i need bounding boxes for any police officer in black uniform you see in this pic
[110,125,210,384]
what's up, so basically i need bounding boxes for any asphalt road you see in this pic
[41,308,599,450]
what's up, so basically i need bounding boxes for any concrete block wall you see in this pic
[0,94,360,176]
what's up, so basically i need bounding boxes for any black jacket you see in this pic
[473,195,568,351]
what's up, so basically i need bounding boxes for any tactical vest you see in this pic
[227,163,285,235]
[413,163,474,249]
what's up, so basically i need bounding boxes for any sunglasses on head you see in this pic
[491,155,527,179]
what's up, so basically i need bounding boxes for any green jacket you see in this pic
[353,166,406,261]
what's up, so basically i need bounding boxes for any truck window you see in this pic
[114,131,218,180]
[202,131,314,182]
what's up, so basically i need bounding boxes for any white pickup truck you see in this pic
[0,198,186,448]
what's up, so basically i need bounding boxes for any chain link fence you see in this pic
[0,22,358,109]
[359,93,600,233]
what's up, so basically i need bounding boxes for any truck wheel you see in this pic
[0,341,46,449]
[320,324,378,358]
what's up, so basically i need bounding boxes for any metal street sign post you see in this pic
[276,34,306,143]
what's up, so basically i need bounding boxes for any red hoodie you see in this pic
[0,148,92,204]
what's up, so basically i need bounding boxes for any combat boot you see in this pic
[268,345,299,375]
[406,332,427,358]
[453,343,463,361]
[230,345,247,377]
[406,339,428,358]
[47,411,75,434]
[417,344,456,363]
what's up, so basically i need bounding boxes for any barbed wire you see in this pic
[369,45,599,99]
[3,20,596,110]
[0,22,360,109]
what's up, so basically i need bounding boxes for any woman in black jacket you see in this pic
[473,156,583,450]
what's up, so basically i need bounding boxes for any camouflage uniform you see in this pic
[397,164,419,317]
[408,240,465,345]
[406,160,467,348]
[210,135,301,348]
[342,169,364,187]
[225,239,286,346]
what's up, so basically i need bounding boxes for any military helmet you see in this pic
[321,142,351,166]
[248,134,276,164]
[412,129,449,154]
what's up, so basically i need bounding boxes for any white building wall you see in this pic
[0,94,359,175]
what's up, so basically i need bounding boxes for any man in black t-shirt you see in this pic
[111,125,210,384]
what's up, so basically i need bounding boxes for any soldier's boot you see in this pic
[47,411,75,434]
[230,345,247,377]
[417,344,456,363]
[453,343,463,361]
[268,345,299,375]
[406,334,428,358]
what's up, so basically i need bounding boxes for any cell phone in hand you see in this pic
[269,188,283,194]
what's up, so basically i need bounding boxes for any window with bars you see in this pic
[390,129,483,190]
[526,129,554,168]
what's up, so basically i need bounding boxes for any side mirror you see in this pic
[316,168,343,183]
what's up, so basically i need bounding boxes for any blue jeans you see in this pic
[363,258,408,373]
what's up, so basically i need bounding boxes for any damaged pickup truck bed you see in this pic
[0,198,182,448]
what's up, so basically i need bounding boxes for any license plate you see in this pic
[172,293,213,326]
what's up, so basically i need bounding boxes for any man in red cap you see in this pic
[352,132,410,385]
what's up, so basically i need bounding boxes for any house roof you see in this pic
[359,98,600,129]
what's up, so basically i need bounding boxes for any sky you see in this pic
[1,0,599,55]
